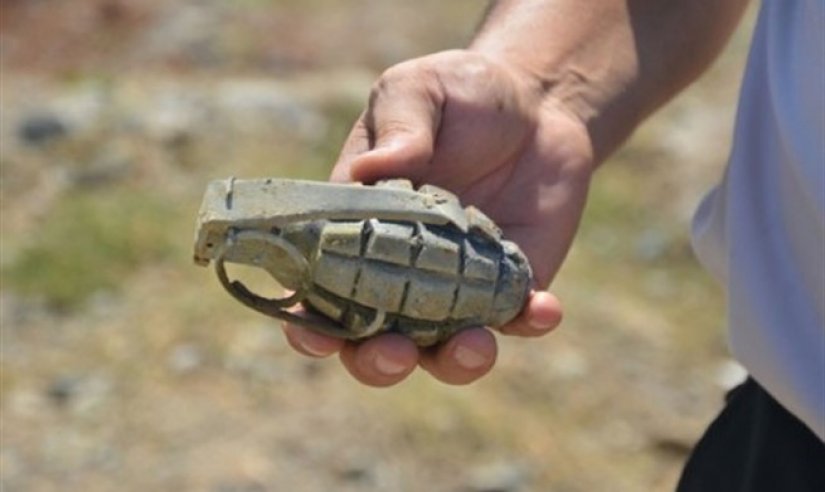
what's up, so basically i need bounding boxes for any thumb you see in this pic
[349,68,442,184]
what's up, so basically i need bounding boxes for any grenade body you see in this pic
[286,217,530,346]
[194,178,532,346]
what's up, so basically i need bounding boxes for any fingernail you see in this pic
[299,340,330,358]
[528,319,553,332]
[374,353,407,376]
[454,346,488,370]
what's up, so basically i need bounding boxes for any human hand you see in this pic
[283,50,595,386]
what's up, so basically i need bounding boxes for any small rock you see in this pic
[46,376,79,407]
[715,359,748,390]
[301,359,324,380]
[336,464,373,485]
[18,113,68,146]
[70,142,133,188]
[212,481,266,492]
[333,453,376,486]
[652,436,694,458]
[168,343,203,374]
[45,373,112,415]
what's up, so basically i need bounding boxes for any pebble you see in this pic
[167,343,203,374]
[45,373,112,415]
[715,359,748,390]
[18,113,68,146]
[212,481,266,492]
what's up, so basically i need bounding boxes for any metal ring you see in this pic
[212,230,360,340]
[214,230,310,310]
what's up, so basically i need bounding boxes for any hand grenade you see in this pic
[194,178,532,346]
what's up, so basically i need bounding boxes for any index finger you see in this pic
[330,114,371,183]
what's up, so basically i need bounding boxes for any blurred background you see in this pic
[1,1,756,491]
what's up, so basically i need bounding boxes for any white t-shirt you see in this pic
[692,0,825,440]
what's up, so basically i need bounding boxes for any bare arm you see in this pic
[473,0,750,161]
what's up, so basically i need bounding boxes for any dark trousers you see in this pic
[677,378,825,492]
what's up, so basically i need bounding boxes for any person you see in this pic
[282,0,825,488]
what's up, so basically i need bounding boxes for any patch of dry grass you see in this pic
[3,188,178,310]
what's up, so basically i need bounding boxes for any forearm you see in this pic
[470,0,750,162]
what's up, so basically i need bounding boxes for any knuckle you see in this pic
[382,59,422,82]
[371,59,434,99]
[371,65,406,95]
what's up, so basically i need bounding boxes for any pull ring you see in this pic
[213,231,359,340]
